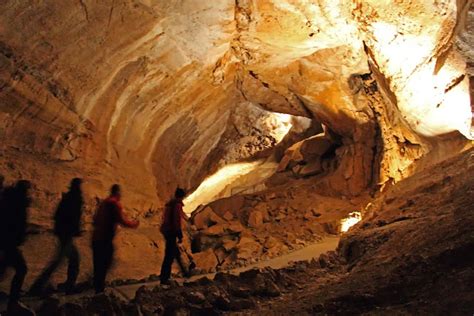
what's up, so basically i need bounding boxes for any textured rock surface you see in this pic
[0,150,472,314]
[0,0,472,291]
[1,0,472,211]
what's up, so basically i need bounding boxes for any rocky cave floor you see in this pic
[1,149,474,315]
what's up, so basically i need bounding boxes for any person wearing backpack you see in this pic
[0,180,32,315]
[29,178,84,295]
[159,187,190,285]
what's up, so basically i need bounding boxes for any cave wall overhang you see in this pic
[0,0,472,215]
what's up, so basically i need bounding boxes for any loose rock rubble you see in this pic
[188,190,365,272]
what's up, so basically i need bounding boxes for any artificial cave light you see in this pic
[340,211,362,233]
[183,161,264,214]
[268,112,293,143]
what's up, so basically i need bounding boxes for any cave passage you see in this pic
[0,1,473,314]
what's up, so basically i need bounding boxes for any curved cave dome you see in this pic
[0,1,473,314]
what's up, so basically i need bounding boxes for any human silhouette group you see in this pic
[0,175,190,315]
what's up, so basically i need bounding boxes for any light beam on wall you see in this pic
[183,112,294,214]
[340,211,362,233]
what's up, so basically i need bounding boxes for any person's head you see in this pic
[15,180,31,196]
[174,187,186,200]
[70,177,82,192]
[110,184,121,198]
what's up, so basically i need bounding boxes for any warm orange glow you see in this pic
[371,21,472,139]
[340,211,362,233]
[267,112,293,143]
[183,161,263,214]
[183,112,293,214]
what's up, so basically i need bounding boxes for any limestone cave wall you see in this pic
[0,0,472,219]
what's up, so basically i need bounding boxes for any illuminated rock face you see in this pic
[0,1,472,212]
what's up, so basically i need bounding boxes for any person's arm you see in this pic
[175,203,184,242]
[180,206,190,222]
[116,202,139,228]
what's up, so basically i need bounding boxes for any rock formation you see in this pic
[1,1,472,211]
[0,0,473,304]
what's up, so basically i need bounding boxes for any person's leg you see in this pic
[65,240,79,282]
[93,240,113,294]
[7,248,27,309]
[30,238,67,293]
[175,244,188,277]
[0,249,6,280]
[92,241,103,293]
[65,239,79,291]
[160,235,176,283]
[101,242,114,290]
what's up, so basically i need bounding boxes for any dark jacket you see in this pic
[54,190,83,239]
[160,199,185,239]
[0,186,30,249]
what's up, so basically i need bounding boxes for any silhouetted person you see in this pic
[160,187,189,285]
[0,180,31,314]
[92,184,139,293]
[29,178,83,295]
[0,174,4,197]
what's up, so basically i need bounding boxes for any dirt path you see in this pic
[107,237,339,300]
[9,237,339,309]
[229,237,339,273]
[114,236,340,299]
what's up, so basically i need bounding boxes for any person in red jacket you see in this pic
[92,184,139,293]
[159,187,188,285]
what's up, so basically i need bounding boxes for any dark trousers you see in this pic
[30,237,79,292]
[0,247,27,306]
[92,240,114,293]
[160,233,186,282]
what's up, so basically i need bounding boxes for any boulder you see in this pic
[264,236,286,256]
[295,238,306,246]
[236,237,262,260]
[86,293,120,315]
[264,236,279,249]
[297,160,323,177]
[193,207,224,230]
[191,233,220,253]
[58,303,85,316]
[222,238,238,251]
[285,232,296,243]
[37,297,60,316]
[247,210,264,228]
[303,211,313,221]
[227,221,245,233]
[222,211,234,221]
[230,286,252,298]
[185,291,207,305]
[257,279,281,297]
[213,294,256,311]
[213,294,232,311]
[278,134,333,172]
[122,303,142,316]
[193,249,219,272]
[322,221,339,235]
[275,212,287,221]
[262,208,271,223]
[204,223,226,236]
[300,134,333,159]
[210,195,245,216]
[214,247,229,265]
